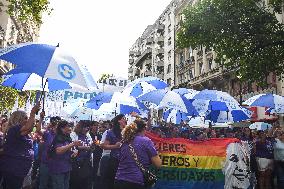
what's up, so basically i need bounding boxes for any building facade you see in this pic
[128,0,284,100]
[128,0,183,87]
[0,0,40,75]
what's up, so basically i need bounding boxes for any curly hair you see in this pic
[122,119,146,143]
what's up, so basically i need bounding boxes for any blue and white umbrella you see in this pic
[163,109,190,124]
[205,107,251,123]
[2,73,72,91]
[122,76,168,97]
[86,92,148,115]
[70,107,94,120]
[172,88,199,97]
[138,89,198,115]
[0,43,98,89]
[249,122,272,131]
[244,93,284,114]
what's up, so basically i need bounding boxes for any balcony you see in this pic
[157,24,165,33]
[134,48,152,67]
[156,48,164,56]
[144,70,152,77]
[135,51,141,57]
[144,59,152,65]
[146,37,154,45]
[128,67,133,73]
[156,60,164,67]
[157,73,164,79]
[156,36,164,45]
[129,51,136,56]
[134,69,140,76]
[129,59,134,64]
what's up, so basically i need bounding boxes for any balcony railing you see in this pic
[134,48,152,67]
[144,70,152,77]
[157,24,165,33]
[146,37,154,45]
[129,59,134,64]
[157,48,164,55]
[156,60,164,67]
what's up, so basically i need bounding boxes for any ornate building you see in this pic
[0,0,40,75]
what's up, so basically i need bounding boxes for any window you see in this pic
[167,64,172,74]
[168,50,172,61]
[168,12,171,21]
[168,37,171,46]
[167,78,172,85]
[168,24,171,33]
[208,59,213,70]
[179,52,184,64]
[189,69,193,79]
[199,62,203,74]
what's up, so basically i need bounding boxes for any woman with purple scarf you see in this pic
[0,103,41,189]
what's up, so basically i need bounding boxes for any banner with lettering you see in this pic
[146,132,243,189]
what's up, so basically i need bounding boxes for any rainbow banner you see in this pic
[146,132,240,189]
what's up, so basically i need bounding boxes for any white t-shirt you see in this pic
[274,138,284,161]
[100,129,111,156]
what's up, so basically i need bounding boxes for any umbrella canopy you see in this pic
[249,122,272,131]
[122,76,168,97]
[163,109,189,124]
[138,89,198,115]
[86,92,148,113]
[205,108,251,123]
[172,88,199,97]
[70,107,93,120]
[0,43,98,89]
[244,93,284,114]
[2,73,72,91]
[192,99,229,116]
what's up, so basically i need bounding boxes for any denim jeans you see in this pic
[276,161,284,189]
[51,172,70,189]
[39,163,50,189]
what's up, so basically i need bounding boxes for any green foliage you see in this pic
[0,78,31,112]
[98,73,114,83]
[177,0,284,84]
[7,0,53,25]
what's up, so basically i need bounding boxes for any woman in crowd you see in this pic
[0,103,41,189]
[70,120,93,189]
[114,119,161,189]
[38,116,61,189]
[101,114,127,189]
[48,120,82,189]
[274,128,284,188]
[255,130,275,189]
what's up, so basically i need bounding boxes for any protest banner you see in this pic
[146,132,249,189]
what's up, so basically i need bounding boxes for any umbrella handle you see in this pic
[41,78,48,112]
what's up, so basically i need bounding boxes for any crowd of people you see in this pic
[0,103,283,189]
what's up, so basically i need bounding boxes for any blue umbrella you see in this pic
[205,108,251,123]
[244,93,284,114]
[86,92,148,114]
[0,43,97,89]
[172,88,199,96]
[122,76,168,97]
[138,89,198,115]
[163,109,189,124]
[2,73,72,91]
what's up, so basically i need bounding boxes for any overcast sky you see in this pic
[39,0,172,80]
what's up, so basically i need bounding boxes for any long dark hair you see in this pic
[48,120,72,158]
[111,114,125,139]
